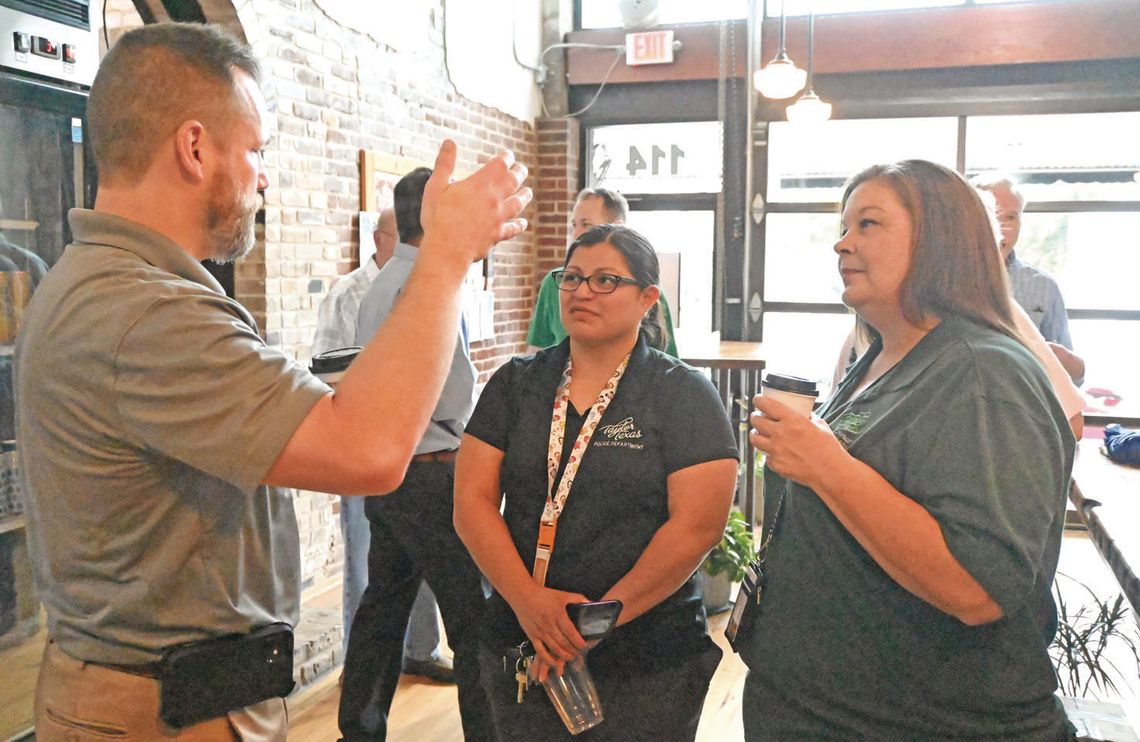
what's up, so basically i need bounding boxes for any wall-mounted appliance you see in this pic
[1,0,98,87]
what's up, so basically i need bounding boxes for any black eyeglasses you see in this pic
[552,269,640,294]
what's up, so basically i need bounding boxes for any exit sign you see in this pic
[625,30,675,66]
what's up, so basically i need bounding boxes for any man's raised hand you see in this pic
[420,139,532,267]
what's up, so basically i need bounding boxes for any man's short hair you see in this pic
[393,167,432,244]
[575,187,629,223]
[87,23,260,187]
[970,173,1026,209]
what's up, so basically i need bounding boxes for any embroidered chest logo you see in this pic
[594,416,645,450]
[832,411,871,450]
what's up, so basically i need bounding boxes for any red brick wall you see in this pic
[534,117,582,280]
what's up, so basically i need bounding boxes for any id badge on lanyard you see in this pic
[724,485,786,653]
[531,353,630,587]
[725,560,764,649]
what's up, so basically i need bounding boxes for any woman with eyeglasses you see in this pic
[455,224,738,739]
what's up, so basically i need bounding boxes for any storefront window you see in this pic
[966,112,1140,202]
[767,117,957,203]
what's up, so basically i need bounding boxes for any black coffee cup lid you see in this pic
[762,372,818,396]
[309,346,362,375]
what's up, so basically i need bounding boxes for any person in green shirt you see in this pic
[526,188,679,357]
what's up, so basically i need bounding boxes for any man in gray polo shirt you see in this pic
[15,23,530,740]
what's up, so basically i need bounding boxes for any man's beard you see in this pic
[205,171,259,264]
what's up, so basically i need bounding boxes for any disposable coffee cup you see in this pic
[760,372,819,418]
[309,346,361,385]
[541,655,604,735]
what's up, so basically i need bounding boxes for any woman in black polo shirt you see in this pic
[455,225,738,740]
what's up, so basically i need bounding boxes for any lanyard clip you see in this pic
[537,520,556,551]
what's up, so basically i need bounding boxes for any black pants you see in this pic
[338,459,491,741]
[478,637,722,741]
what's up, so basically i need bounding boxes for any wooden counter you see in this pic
[680,341,767,372]
[1070,438,1140,615]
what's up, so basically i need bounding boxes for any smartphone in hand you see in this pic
[565,600,623,641]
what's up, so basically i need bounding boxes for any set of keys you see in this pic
[504,641,535,704]
[514,655,532,704]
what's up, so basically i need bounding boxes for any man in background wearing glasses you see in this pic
[526,187,679,356]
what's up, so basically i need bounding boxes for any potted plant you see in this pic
[1050,573,1140,699]
[699,509,757,613]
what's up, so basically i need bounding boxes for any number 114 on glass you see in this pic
[626,144,685,177]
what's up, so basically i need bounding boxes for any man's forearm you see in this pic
[265,249,470,494]
[1048,341,1085,385]
[332,248,467,459]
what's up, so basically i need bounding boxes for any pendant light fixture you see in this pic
[786,7,832,123]
[753,0,807,100]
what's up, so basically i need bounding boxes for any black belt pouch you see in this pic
[158,622,295,728]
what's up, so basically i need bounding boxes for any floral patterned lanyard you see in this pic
[532,352,631,587]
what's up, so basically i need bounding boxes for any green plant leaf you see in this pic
[701,508,758,584]
[1049,572,1140,700]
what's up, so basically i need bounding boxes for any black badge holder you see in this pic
[725,560,765,650]
[158,622,295,729]
[724,488,786,653]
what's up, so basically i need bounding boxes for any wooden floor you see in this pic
[0,620,45,741]
[288,672,467,742]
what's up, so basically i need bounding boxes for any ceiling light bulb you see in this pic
[753,54,807,100]
[786,90,832,123]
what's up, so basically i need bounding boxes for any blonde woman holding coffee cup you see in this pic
[455,225,738,740]
[743,161,1075,740]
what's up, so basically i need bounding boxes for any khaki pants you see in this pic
[35,641,287,741]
